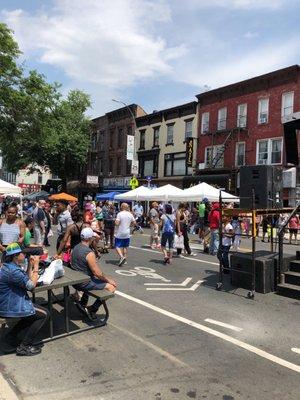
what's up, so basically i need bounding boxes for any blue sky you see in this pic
[1,0,299,117]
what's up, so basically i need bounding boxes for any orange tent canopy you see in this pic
[49,192,78,202]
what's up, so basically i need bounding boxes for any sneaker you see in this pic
[75,300,88,315]
[118,257,126,267]
[189,253,197,256]
[16,344,42,356]
[177,254,184,258]
[123,260,128,265]
[86,306,98,321]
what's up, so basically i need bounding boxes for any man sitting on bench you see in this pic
[70,227,117,320]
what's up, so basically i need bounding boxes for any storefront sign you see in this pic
[86,175,98,185]
[186,137,193,167]
[127,135,135,160]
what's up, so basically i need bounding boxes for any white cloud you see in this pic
[183,0,288,10]
[244,31,259,39]
[2,0,185,87]
[174,39,300,90]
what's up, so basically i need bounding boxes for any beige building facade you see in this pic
[135,102,198,188]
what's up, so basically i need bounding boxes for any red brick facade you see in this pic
[196,65,300,170]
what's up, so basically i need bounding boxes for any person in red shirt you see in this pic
[208,202,220,255]
[289,214,299,244]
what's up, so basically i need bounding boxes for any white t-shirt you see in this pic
[115,211,135,239]
[222,223,233,246]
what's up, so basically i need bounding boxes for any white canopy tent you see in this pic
[172,182,239,203]
[114,186,154,201]
[0,179,22,195]
[137,184,185,201]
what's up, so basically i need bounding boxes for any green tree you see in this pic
[0,23,91,187]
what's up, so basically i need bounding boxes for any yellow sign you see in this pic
[130,177,139,189]
[186,137,193,167]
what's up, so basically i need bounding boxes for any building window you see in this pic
[166,124,174,145]
[140,130,145,149]
[91,132,98,150]
[282,92,294,118]
[99,131,105,150]
[109,158,114,175]
[205,145,224,168]
[185,119,193,138]
[144,160,154,176]
[126,160,132,175]
[118,128,123,147]
[217,107,227,130]
[116,157,122,175]
[256,138,282,165]
[258,98,269,124]
[237,104,247,128]
[153,126,160,147]
[109,129,114,148]
[164,152,186,176]
[201,112,209,134]
[37,173,43,184]
[235,142,245,166]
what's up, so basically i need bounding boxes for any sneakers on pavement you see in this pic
[118,257,126,267]
[16,344,42,356]
[86,306,98,321]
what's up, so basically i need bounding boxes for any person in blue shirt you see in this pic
[0,243,49,356]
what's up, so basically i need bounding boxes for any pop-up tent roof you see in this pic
[0,179,22,195]
[137,184,185,201]
[114,186,153,201]
[172,182,239,203]
[95,191,121,201]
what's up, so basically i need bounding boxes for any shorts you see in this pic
[74,276,107,291]
[161,232,174,249]
[289,228,298,235]
[198,217,205,230]
[115,237,130,248]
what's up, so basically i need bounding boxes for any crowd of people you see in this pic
[0,195,299,357]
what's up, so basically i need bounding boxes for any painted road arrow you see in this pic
[145,278,203,291]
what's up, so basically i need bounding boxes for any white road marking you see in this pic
[291,348,300,355]
[115,290,300,374]
[110,322,194,371]
[130,245,219,266]
[146,280,203,291]
[145,277,193,286]
[204,318,243,332]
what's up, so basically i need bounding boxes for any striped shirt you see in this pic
[0,221,20,245]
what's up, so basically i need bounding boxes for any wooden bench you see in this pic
[84,290,115,326]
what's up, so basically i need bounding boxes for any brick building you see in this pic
[84,104,146,197]
[195,65,300,201]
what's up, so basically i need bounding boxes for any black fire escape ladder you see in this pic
[211,129,235,168]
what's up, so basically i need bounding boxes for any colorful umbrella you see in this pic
[49,192,78,201]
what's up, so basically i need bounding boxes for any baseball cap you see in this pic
[5,242,24,256]
[80,227,97,240]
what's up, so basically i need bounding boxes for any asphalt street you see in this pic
[0,230,299,400]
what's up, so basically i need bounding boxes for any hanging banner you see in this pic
[127,135,135,160]
[186,137,193,167]
[131,160,139,175]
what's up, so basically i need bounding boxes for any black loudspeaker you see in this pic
[230,251,276,293]
[239,165,283,209]
[284,120,299,165]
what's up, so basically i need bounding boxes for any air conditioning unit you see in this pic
[198,163,205,170]
[260,114,268,124]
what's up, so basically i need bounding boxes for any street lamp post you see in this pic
[112,99,138,174]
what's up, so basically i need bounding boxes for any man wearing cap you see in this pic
[56,200,73,250]
[71,227,117,320]
[0,243,49,356]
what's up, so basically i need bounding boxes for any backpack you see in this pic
[163,215,175,234]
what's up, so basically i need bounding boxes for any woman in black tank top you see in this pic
[56,210,88,256]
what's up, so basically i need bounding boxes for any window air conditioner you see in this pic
[260,114,268,123]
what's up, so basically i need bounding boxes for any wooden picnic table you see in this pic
[33,268,113,343]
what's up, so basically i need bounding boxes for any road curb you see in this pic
[0,372,20,400]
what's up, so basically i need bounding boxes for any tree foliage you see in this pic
[0,23,91,184]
